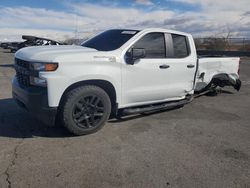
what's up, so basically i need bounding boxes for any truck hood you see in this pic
[15,45,98,62]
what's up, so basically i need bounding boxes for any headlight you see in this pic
[30,77,47,87]
[30,62,58,71]
[29,62,58,87]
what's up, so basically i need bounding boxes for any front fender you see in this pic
[40,58,122,107]
[42,74,121,107]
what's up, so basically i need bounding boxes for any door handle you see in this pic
[187,64,195,68]
[159,64,170,69]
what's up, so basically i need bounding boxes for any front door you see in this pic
[121,32,196,107]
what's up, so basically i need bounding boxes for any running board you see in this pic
[121,95,193,116]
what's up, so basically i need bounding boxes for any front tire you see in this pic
[60,85,111,135]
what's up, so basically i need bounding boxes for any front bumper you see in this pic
[12,77,57,126]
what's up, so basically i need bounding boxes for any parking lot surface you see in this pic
[0,48,249,188]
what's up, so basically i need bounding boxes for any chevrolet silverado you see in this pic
[12,28,241,135]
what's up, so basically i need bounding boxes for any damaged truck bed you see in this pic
[195,57,241,93]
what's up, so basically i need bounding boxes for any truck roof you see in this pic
[116,28,190,36]
[140,28,190,36]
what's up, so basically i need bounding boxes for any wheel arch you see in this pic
[202,73,241,92]
[58,79,118,116]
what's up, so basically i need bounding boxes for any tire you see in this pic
[60,85,111,135]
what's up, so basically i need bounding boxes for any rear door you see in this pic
[121,32,197,107]
[165,34,197,94]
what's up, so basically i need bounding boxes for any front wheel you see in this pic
[60,85,111,135]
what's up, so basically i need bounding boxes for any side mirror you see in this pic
[126,48,146,65]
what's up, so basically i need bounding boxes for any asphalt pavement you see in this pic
[0,48,249,188]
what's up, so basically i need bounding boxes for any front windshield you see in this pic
[81,29,139,51]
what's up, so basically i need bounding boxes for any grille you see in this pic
[15,58,30,87]
[16,58,29,69]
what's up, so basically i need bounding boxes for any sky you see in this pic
[0,0,250,41]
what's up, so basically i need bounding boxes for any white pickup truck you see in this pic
[12,28,241,135]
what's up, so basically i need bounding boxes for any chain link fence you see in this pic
[194,38,250,52]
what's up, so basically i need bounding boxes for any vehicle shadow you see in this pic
[195,88,234,98]
[205,89,234,96]
[0,89,234,138]
[3,51,14,54]
[0,64,14,68]
[0,98,183,138]
[110,88,235,123]
[0,98,71,138]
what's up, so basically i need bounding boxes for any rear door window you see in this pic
[172,34,189,58]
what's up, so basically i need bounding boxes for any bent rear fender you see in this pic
[210,73,241,91]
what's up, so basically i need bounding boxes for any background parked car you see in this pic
[1,35,66,53]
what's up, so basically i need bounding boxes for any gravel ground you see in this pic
[0,48,249,188]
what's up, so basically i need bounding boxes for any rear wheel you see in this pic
[60,85,111,135]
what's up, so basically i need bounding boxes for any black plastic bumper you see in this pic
[12,77,57,126]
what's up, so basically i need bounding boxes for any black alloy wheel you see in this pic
[72,95,105,129]
[61,85,111,135]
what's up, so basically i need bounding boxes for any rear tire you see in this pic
[60,85,111,135]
